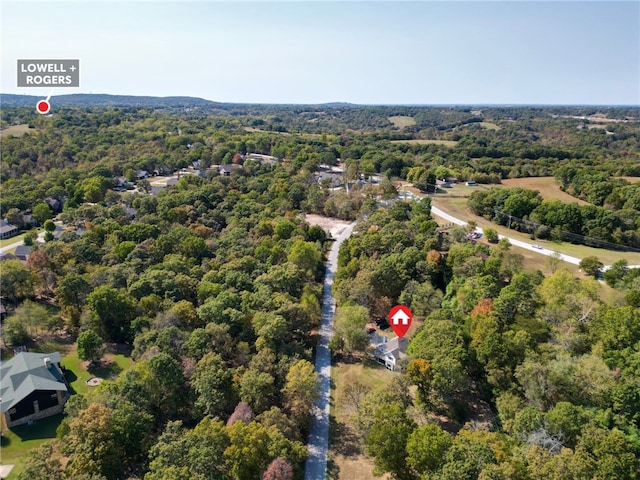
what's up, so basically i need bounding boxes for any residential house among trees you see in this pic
[0,352,70,428]
[372,336,408,371]
[0,223,18,239]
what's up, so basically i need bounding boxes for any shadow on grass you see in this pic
[9,413,62,442]
[329,415,362,457]
[88,360,123,380]
[63,369,78,395]
[1,435,11,447]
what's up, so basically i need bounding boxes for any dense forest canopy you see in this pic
[0,101,639,479]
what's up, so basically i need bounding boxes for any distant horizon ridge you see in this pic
[1,92,638,108]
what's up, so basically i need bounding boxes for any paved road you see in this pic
[304,222,356,480]
[0,231,47,254]
[400,191,638,269]
[429,205,585,265]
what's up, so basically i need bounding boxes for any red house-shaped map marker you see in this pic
[388,305,412,338]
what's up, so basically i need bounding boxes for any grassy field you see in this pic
[328,358,394,480]
[478,121,500,130]
[0,125,32,138]
[500,177,590,205]
[0,341,133,479]
[387,116,416,128]
[429,192,636,266]
[390,139,458,146]
[619,176,640,184]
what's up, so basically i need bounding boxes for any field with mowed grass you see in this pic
[500,177,591,205]
[387,116,416,128]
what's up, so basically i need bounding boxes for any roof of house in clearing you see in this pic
[375,336,408,360]
[0,352,67,413]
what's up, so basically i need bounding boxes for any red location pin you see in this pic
[388,305,412,338]
[36,99,51,114]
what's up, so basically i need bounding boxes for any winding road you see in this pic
[304,222,356,480]
[400,189,638,270]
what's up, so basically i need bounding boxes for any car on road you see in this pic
[532,244,543,249]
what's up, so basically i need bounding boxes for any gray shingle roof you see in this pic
[0,352,67,413]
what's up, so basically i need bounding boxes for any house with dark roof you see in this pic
[219,164,242,176]
[0,223,18,239]
[372,336,408,371]
[14,245,31,262]
[0,352,69,428]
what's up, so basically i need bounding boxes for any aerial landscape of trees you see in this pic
[0,100,639,479]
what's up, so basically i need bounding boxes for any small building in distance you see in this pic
[0,352,70,428]
[14,245,31,262]
[0,223,18,239]
[219,164,243,176]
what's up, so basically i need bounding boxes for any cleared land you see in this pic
[619,176,640,184]
[0,125,31,138]
[390,139,458,146]
[478,121,500,130]
[428,191,637,266]
[329,359,394,480]
[387,116,416,128]
[500,177,590,205]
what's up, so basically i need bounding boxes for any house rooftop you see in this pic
[0,352,67,413]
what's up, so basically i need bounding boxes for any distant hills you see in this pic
[0,93,362,109]
[0,93,221,108]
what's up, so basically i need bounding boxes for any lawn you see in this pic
[0,414,62,478]
[0,343,133,478]
[387,116,416,128]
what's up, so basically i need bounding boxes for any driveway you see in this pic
[304,222,356,480]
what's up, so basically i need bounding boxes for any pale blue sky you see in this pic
[1,1,638,104]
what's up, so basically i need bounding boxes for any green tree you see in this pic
[282,359,319,430]
[77,329,105,363]
[86,286,137,342]
[0,259,35,303]
[43,219,56,232]
[192,352,234,417]
[580,256,604,278]
[406,424,452,474]
[17,441,64,480]
[366,403,416,478]
[32,202,52,225]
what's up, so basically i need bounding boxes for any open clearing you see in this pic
[0,125,31,138]
[304,214,353,239]
[478,121,500,130]
[619,176,640,184]
[387,116,416,128]
[390,139,458,146]
[429,193,637,266]
[500,177,591,205]
[329,359,394,480]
